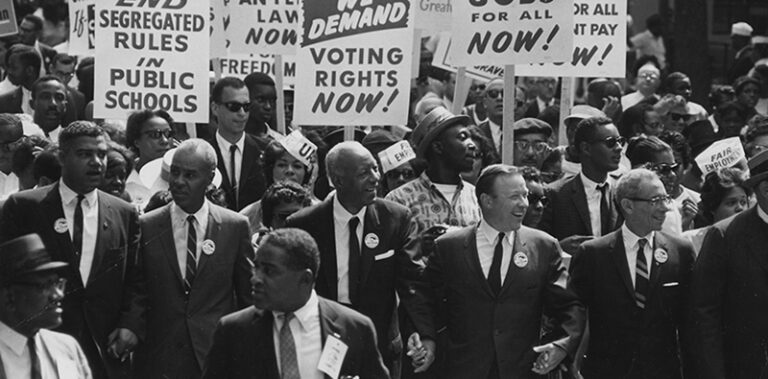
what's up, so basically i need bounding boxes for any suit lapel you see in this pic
[240,137,257,200]
[463,225,494,298]
[648,233,667,296]
[568,176,594,235]
[40,184,84,285]
[253,309,280,379]
[499,229,525,295]
[359,203,381,292]
[609,230,636,301]
[88,192,110,286]
[158,206,184,286]
[319,201,338,300]
[197,206,221,276]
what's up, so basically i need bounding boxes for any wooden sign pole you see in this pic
[274,54,287,135]
[452,67,470,115]
[558,77,575,146]
[501,65,516,165]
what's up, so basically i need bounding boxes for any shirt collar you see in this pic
[333,194,366,224]
[59,179,98,208]
[621,223,654,248]
[580,171,607,192]
[0,320,28,356]
[488,119,501,131]
[419,172,465,192]
[478,220,515,245]
[216,131,245,153]
[273,290,319,332]
[758,205,768,225]
[171,199,210,225]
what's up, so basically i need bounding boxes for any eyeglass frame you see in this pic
[11,277,67,295]
[589,136,626,148]
[514,140,550,154]
[142,129,175,140]
[217,101,253,112]
[627,194,674,207]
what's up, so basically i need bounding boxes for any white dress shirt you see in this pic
[0,322,56,379]
[488,119,502,153]
[476,221,515,285]
[216,132,244,191]
[44,126,62,141]
[59,180,98,284]
[21,86,34,117]
[579,171,612,237]
[621,224,654,287]
[272,290,323,379]
[170,201,209,279]
[0,171,19,200]
[536,96,554,114]
[333,195,366,304]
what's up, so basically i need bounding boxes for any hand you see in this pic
[559,235,593,254]
[406,333,436,373]
[601,96,621,119]
[680,199,698,230]
[531,343,567,375]
[107,328,138,362]
[421,225,449,258]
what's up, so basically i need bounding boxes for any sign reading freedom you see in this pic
[94,0,210,123]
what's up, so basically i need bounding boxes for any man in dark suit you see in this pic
[691,150,768,379]
[522,77,559,118]
[208,77,267,211]
[569,168,695,378]
[135,139,253,378]
[203,228,389,379]
[539,116,624,254]
[18,14,57,72]
[244,72,278,139]
[287,141,436,377]
[427,164,585,379]
[0,122,143,379]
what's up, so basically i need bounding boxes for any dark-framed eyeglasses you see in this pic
[649,162,680,175]
[628,194,674,207]
[639,72,660,80]
[143,129,175,140]
[486,89,503,99]
[514,140,550,153]
[12,277,67,295]
[528,194,549,207]
[591,136,626,148]
[386,168,415,180]
[470,84,486,92]
[669,113,693,122]
[219,101,252,112]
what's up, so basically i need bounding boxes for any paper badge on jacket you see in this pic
[318,334,348,379]
[654,248,668,264]
[202,240,216,255]
[54,218,68,234]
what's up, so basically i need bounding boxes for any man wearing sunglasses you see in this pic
[540,117,623,254]
[477,77,527,156]
[209,77,267,211]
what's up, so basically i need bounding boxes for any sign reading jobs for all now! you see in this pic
[516,0,626,77]
[228,0,299,55]
[94,0,210,123]
[451,0,573,66]
[68,0,95,56]
[294,0,414,126]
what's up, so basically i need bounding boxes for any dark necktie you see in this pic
[488,232,505,296]
[279,313,300,379]
[229,144,238,207]
[28,333,41,379]
[72,194,85,265]
[348,217,361,305]
[598,183,611,236]
[635,238,650,309]
[184,215,197,294]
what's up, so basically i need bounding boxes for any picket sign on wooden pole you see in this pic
[212,58,222,81]
[502,65,516,165]
[275,54,287,135]
[452,67,470,115]
[558,77,575,146]
[412,29,423,79]
[344,125,355,141]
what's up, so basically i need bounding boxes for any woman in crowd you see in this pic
[250,181,313,248]
[124,109,175,204]
[100,141,134,203]
[619,102,664,138]
[733,75,761,121]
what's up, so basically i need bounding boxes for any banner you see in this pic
[517,0,626,77]
[432,32,503,81]
[414,0,451,32]
[695,137,746,175]
[94,0,210,123]
[450,0,573,66]
[210,0,229,59]
[294,0,414,126]
[227,0,299,55]
[218,53,296,87]
[0,0,17,37]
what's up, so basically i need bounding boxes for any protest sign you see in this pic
[227,0,299,55]
[516,0,626,77]
[210,0,228,59]
[695,137,746,176]
[294,0,414,126]
[68,0,94,55]
[0,0,17,37]
[414,0,451,32]
[218,54,296,87]
[94,0,210,123]
[379,140,416,173]
[451,0,573,67]
[432,32,504,81]
[280,130,318,166]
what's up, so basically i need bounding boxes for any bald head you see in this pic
[325,141,380,213]
[326,141,373,178]
[174,138,217,172]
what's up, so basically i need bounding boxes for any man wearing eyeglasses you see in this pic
[0,233,92,378]
[540,117,624,254]
[511,118,553,169]
[477,77,527,156]
[568,168,695,378]
[0,113,24,199]
[209,77,267,211]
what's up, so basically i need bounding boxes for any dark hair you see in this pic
[262,140,310,186]
[574,116,614,150]
[41,0,69,24]
[708,85,736,110]
[260,228,320,278]
[698,168,751,225]
[658,130,691,166]
[12,135,52,176]
[22,14,43,31]
[6,44,41,77]
[626,135,672,167]
[618,103,655,138]
[746,115,768,143]
[244,72,275,90]
[59,121,105,153]
[733,75,761,94]
[646,14,663,28]
[76,57,94,102]
[467,126,500,168]
[541,148,563,172]
[211,76,247,103]
[475,164,521,199]
[31,75,65,99]
[32,146,61,183]
[52,53,76,67]
[261,181,312,228]
[662,72,689,95]
[125,109,174,152]
[106,140,135,177]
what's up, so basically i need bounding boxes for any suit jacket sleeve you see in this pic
[0,194,22,242]
[116,206,146,339]
[201,318,234,379]
[690,226,728,379]
[359,314,392,379]
[542,238,586,357]
[234,216,255,309]
[538,187,556,237]
[677,240,697,379]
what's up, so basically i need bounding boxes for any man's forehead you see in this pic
[220,86,249,101]
[251,84,276,96]
[516,132,548,142]
[37,81,67,94]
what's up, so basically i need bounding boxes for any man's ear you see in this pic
[619,198,632,216]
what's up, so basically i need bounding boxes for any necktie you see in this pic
[72,194,85,265]
[279,313,300,379]
[598,183,611,236]
[488,232,505,295]
[229,144,238,207]
[348,217,361,305]
[28,334,41,379]
[635,238,650,309]
[184,215,197,294]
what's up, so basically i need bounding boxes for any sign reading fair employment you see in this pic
[94,0,210,123]
[695,137,745,175]
[294,0,413,126]
[0,0,18,37]
[69,0,95,55]
[451,0,573,66]
[517,0,625,77]
[228,0,299,55]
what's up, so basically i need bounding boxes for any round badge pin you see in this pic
[202,240,216,255]
[53,218,68,234]
[514,252,529,268]
[364,233,379,249]
[654,248,668,264]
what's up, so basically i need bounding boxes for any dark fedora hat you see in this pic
[0,234,67,284]
[411,107,471,158]
[746,149,768,188]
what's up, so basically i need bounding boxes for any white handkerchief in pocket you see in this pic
[662,282,679,287]
[375,250,395,261]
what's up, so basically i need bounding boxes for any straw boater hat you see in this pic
[139,148,223,194]
[411,106,471,159]
[745,150,768,188]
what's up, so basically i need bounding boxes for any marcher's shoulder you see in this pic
[384,179,421,202]
[545,174,577,193]
[435,225,473,245]
[100,190,137,213]
[7,184,54,203]
[373,197,411,216]
[218,306,264,329]
[319,297,375,328]
[38,329,81,352]
[211,203,250,224]
[519,225,558,244]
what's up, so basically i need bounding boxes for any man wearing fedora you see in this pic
[134,139,253,379]
[691,149,768,379]
[568,168,695,378]
[0,233,92,378]
[0,121,142,379]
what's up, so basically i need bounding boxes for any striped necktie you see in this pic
[635,238,650,309]
[184,215,197,294]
